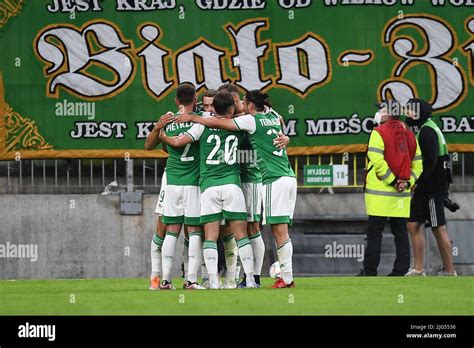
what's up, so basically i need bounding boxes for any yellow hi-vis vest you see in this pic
[364,130,423,218]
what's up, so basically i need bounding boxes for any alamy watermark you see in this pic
[378,100,421,119]
[216,149,258,166]
[18,322,55,341]
[55,99,96,120]
[324,241,365,262]
[0,242,38,262]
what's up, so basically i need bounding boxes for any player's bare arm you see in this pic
[278,114,290,146]
[267,107,290,149]
[273,132,290,150]
[176,113,239,131]
[159,129,193,148]
[144,112,174,150]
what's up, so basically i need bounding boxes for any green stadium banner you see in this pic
[0,0,473,160]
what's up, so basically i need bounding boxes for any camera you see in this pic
[443,197,460,213]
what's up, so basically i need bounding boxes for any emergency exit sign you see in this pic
[304,165,349,186]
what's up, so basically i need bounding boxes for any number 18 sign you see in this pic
[304,165,349,187]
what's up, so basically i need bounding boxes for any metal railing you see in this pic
[292,152,473,190]
[0,159,165,194]
[0,153,472,194]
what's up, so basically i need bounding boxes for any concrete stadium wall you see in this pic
[0,194,165,280]
[0,192,473,279]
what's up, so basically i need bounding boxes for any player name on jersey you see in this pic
[259,118,280,127]
[165,121,195,132]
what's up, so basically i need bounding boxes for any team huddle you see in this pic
[145,83,297,290]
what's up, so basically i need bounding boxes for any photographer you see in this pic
[404,99,457,276]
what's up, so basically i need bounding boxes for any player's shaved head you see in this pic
[218,83,240,96]
[176,82,196,106]
[213,91,235,116]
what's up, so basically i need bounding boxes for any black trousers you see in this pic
[363,216,410,276]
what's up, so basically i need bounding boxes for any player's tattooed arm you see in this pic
[159,129,193,148]
[145,112,174,150]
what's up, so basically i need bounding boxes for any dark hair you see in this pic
[244,90,271,111]
[176,82,196,106]
[218,83,240,96]
[263,94,272,108]
[202,89,218,99]
[213,91,235,116]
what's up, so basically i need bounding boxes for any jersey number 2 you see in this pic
[206,134,238,165]
[180,143,194,162]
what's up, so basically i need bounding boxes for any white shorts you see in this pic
[162,185,201,226]
[200,184,247,224]
[154,170,167,215]
[242,182,263,222]
[262,176,297,225]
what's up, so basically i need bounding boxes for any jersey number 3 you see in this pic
[267,129,283,157]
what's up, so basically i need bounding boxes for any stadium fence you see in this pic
[0,153,472,194]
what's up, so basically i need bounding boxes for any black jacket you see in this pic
[415,126,450,195]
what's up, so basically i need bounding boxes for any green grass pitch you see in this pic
[0,277,472,315]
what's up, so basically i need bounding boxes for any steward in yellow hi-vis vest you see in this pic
[359,100,423,277]
[365,106,423,219]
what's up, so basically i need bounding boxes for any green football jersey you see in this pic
[239,132,262,183]
[186,121,243,192]
[163,113,200,186]
[233,112,295,185]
